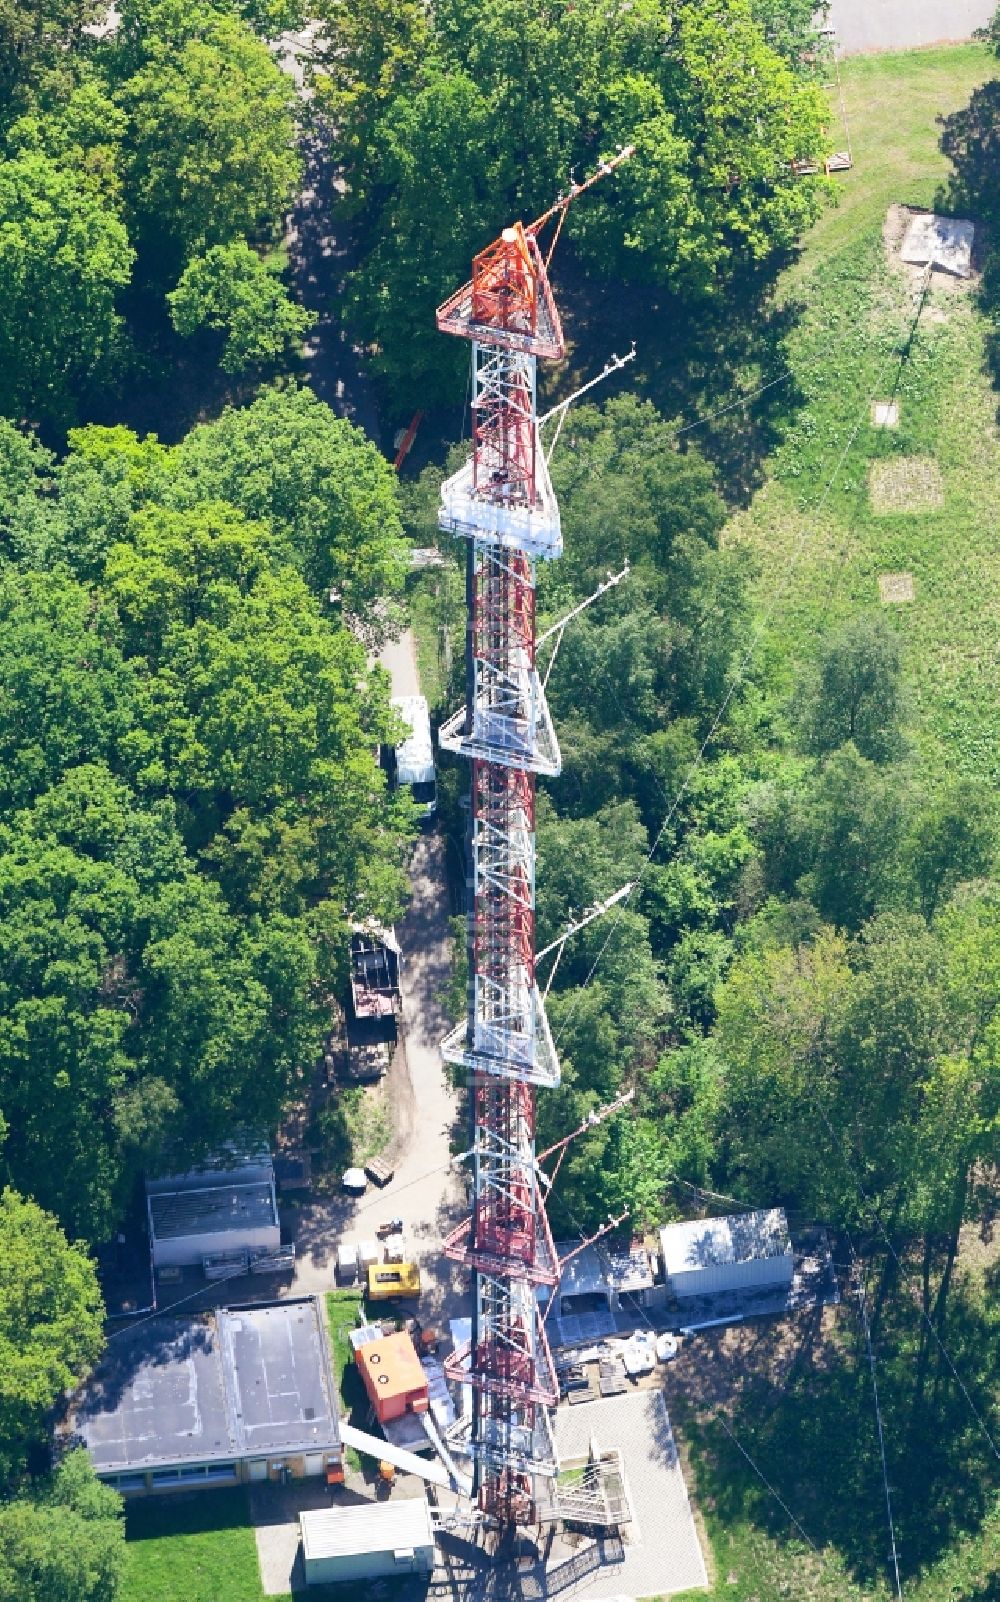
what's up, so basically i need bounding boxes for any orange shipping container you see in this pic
[355,1332,429,1425]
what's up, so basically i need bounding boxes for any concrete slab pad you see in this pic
[879,573,915,603]
[872,401,899,429]
[826,0,995,56]
[554,1391,708,1598]
[900,214,974,278]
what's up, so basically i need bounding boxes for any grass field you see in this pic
[672,44,1000,1602]
[325,1289,366,1471]
[728,43,1000,784]
[121,1489,265,1602]
[671,1433,1000,1602]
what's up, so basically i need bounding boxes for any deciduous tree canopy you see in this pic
[0,400,411,1240]
[317,0,828,410]
[0,1192,104,1484]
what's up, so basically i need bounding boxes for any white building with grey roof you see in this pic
[658,1208,793,1299]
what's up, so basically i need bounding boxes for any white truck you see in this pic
[390,694,437,826]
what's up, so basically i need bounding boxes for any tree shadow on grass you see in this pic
[936,77,1000,403]
[125,1484,252,1541]
[696,1276,1000,1586]
[548,246,808,507]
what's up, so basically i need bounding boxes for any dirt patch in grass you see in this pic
[879,571,915,602]
[869,455,944,512]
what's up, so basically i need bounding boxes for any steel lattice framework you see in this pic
[434,155,631,1527]
[436,220,566,1527]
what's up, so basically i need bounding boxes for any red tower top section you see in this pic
[436,224,564,359]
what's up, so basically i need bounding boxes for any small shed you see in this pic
[356,1331,429,1426]
[554,1240,655,1316]
[300,1498,435,1586]
[659,1209,793,1299]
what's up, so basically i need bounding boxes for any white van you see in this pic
[390,694,437,825]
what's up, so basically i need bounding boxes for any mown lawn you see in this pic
[727,43,1000,786]
[325,1289,367,1471]
[121,1489,265,1602]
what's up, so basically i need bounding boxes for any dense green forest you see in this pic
[0,0,998,1596]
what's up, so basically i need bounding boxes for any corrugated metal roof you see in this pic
[148,1181,277,1241]
[659,1209,791,1276]
[301,1498,434,1561]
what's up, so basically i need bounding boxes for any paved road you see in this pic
[382,640,468,1327]
[826,0,994,53]
[287,633,466,1319]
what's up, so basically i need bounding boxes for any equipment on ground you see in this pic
[348,928,401,1036]
[367,1262,421,1301]
[336,1242,359,1284]
[365,1155,394,1188]
[356,1240,380,1274]
[376,1217,404,1239]
[389,694,437,825]
[656,1332,679,1364]
[343,1039,391,1083]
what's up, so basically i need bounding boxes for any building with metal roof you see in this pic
[658,1209,793,1299]
[146,1153,280,1271]
[300,1498,435,1586]
[72,1296,341,1495]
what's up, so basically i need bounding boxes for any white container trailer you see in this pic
[390,695,437,825]
[301,1499,435,1586]
[659,1209,793,1299]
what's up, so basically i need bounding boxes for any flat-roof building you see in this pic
[300,1498,435,1587]
[553,1240,655,1316]
[659,1209,793,1299]
[73,1296,341,1495]
[146,1146,280,1272]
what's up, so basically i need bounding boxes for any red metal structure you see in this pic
[435,154,631,1527]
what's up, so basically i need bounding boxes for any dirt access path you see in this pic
[377,632,468,1324]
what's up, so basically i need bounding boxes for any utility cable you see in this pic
[550,359,887,1055]
[548,1182,824,1564]
[809,1096,1000,1464]
[540,269,1000,1476]
[846,1228,905,1599]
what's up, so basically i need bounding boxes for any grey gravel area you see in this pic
[825,0,994,54]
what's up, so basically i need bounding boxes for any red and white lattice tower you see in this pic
[434,158,630,1525]
[436,219,562,1527]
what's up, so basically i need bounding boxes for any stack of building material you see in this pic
[598,1357,627,1397]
